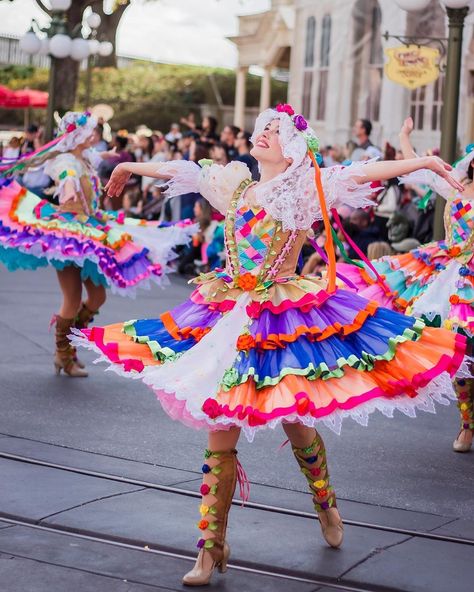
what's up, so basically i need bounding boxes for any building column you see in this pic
[259,65,272,111]
[234,65,248,129]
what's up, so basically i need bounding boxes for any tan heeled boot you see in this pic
[54,315,88,378]
[182,449,238,586]
[292,432,344,548]
[73,303,99,369]
[453,377,474,453]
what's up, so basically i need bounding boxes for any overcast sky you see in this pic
[0,0,271,68]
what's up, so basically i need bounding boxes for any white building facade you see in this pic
[231,0,474,153]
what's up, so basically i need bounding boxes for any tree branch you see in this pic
[89,0,105,15]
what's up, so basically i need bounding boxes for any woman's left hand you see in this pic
[423,156,464,192]
[400,116,414,136]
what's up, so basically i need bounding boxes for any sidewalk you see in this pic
[0,434,473,592]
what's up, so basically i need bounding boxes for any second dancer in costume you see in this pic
[337,117,474,452]
[0,111,194,377]
[74,105,467,586]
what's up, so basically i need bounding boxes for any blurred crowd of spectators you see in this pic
[5,113,440,277]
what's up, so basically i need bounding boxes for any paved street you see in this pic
[0,266,473,592]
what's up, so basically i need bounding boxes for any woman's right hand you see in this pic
[400,116,414,136]
[423,156,464,192]
[104,163,131,197]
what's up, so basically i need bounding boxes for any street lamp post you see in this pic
[19,2,112,141]
[394,0,472,240]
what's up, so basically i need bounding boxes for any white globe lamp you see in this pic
[98,41,113,57]
[49,34,72,59]
[20,31,41,55]
[394,0,431,10]
[88,39,100,55]
[86,12,101,30]
[70,37,90,61]
[49,0,72,11]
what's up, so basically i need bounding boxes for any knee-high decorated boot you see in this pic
[453,377,474,452]
[182,449,238,586]
[54,315,88,377]
[73,303,99,369]
[292,432,344,548]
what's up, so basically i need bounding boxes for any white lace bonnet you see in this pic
[453,143,474,180]
[54,111,98,153]
[249,104,323,230]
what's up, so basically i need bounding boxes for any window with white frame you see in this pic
[302,15,316,120]
[316,14,331,121]
[410,86,426,131]
[407,1,446,132]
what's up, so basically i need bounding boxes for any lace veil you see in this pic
[250,109,322,231]
[54,112,98,153]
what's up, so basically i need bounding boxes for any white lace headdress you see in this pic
[54,111,98,153]
[452,145,474,181]
[249,105,323,230]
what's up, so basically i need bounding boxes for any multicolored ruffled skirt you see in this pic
[73,272,467,441]
[0,180,195,296]
[338,240,474,340]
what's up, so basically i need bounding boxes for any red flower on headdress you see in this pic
[276,103,295,116]
[66,123,77,133]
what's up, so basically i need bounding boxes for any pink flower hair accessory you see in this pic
[276,103,295,116]
[275,104,320,155]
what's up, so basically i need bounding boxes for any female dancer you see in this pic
[337,117,474,453]
[0,111,193,377]
[74,105,466,585]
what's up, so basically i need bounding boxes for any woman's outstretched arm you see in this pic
[105,162,173,197]
[354,156,464,193]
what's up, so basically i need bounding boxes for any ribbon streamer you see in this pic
[330,207,392,296]
[308,237,360,290]
[308,151,336,293]
[236,457,250,505]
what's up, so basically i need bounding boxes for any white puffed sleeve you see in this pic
[160,160,252,214]
[400,169,457,201]
[44,153,83,204]
[321,161,378,212]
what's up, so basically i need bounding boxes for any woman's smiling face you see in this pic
[250,119,292,168]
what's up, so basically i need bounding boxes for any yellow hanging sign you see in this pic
[384,45,440,90]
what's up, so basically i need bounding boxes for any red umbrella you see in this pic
[0,85,15,103]
[0,86,48,109]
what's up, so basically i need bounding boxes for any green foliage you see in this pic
[0,61,288,132]
[77,62,287,131]
[0,65,38,85]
